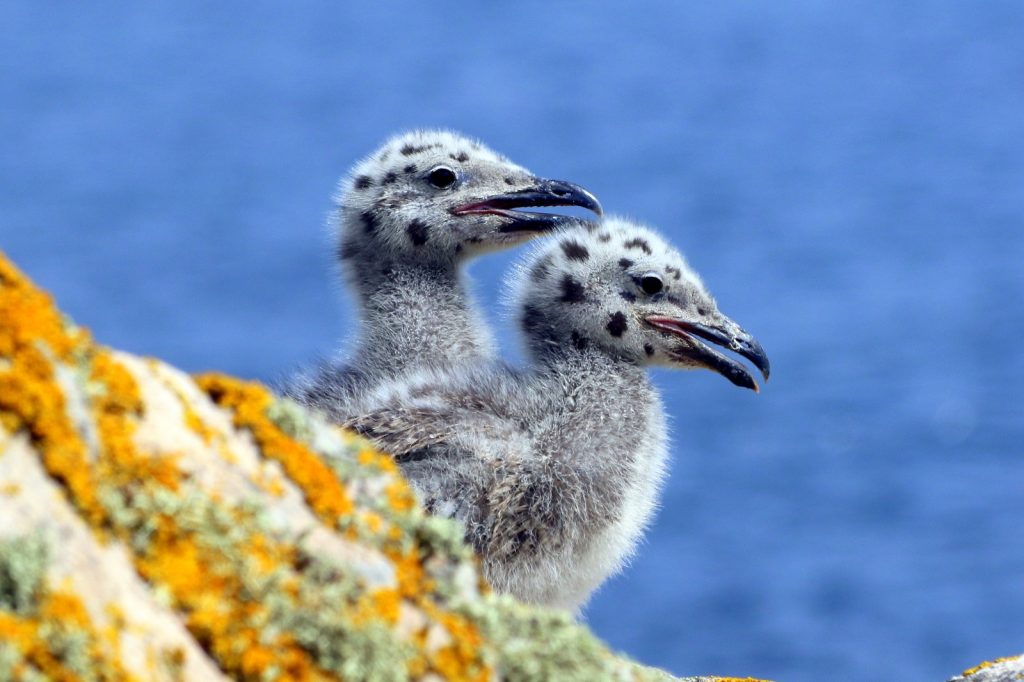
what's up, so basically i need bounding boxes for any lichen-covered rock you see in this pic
[949,656,1024,682]
[1,250,762,681]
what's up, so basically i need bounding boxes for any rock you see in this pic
[2,249,762,681]
[949,656,1024,682]
[0,250,1014,682]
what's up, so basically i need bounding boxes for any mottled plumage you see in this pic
[345,218,769,611]
[286,130,601,415]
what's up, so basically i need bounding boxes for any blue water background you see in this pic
[2,3,1022,680]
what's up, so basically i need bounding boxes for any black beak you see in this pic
[646,315,770,392]
[451,178,603,232]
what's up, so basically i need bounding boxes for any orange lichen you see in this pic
[194,375,498,680]
[0,260,331,680]
[385,480,417,514]
[0,255,103,527]
[961,656,1022,677]
[0,255,87,362]
[85,359,319,679]
[196,374,356,523]
[350,587,402,627]
[357,446,399,476]
[3,250,677,682]
[92,352,181,494]
[0,587,134,682]
[133,512,329,682]
[422,602,489,682]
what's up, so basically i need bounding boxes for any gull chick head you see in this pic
[514,218,770,391]
[336,130,602,267]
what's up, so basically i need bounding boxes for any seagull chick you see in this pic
[287,130,602,418]
[345,218,770,611]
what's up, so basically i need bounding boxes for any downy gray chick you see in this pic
[345,218,770,611]
[287,130,602,417]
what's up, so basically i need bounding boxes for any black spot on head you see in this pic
[618,258,634,269]
[406,219,429,246]
[361,211,379,235]
[644,344,655,357]
[400,143,435,156]
[380,151,390,162]
[455,243,463,254]
[623,238,653,255]
[561,240,590,262]
[619,290,637,302]
[559,275,587,304]
[450,151,470,162]
[666,266,682,281]
[606,311,628,337]
[403,164,417,174]
[504,177,516,186]
[354,175,373,190]
[665,294,685,307]
[571,331,589,350]
[698,307,709,316]
[598,233,611,243]
[382,172,398,185]
[380,260,395,276]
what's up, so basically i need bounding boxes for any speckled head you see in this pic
[335,130,602,269]
[511,217,770,391]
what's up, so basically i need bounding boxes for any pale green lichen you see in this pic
[0,533,128,681]
[0,641,48,682]
[0,534,49,615]
[274,554,411,682]
[116,481,416,680]
[3,249,700,681]
[460,595,630,682]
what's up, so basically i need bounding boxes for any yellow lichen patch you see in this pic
[385,480,417,514]
[91,350,181,496]
[0,254,88,362]
[87,357,332,680]
[961,656,1022,677]
[0,260,104,526]
[350,587,402,628]
[195,375,496,680]
[133,512,329,682]
[357,446,399,476]
[196,374,355,523]
[421,602,490,682]
[0,586,134,682]
[392,550,432,600]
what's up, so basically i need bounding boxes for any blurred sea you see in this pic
[2,3,1022,680]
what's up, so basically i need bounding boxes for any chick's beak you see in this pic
[645,315,770,392]
[451,177,603,232]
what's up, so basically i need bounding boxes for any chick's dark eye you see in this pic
[427,167,458,189]
[640,274,664,295]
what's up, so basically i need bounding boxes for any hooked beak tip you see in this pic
[646,315,770,391]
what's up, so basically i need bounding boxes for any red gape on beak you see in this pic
[646,315,770,392]
[451,178,603,233]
